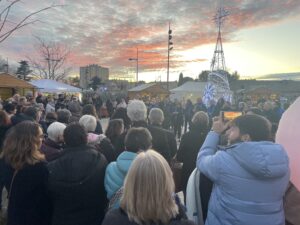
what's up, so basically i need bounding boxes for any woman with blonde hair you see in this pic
[0,121,51,225]
[102,150,195,225]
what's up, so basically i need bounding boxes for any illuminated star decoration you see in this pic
[203,82,216,105]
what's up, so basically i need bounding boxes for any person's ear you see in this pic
[241,134,251,142]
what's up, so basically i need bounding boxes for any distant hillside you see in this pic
[257,72,300,81]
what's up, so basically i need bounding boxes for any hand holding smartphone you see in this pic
[211,116,228,134]
[221,111,243,122]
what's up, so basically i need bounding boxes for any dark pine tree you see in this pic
[178,72,184,86]
[16,60,31,80]
[89,76,102,91]
[198,70,210,82]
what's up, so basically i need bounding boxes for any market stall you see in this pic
[170,81,206,103]
[30,79,81,93]
[0,73,36,100]
[128,83,169,100]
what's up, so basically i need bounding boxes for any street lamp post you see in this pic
[4,58,9,73]
[129,48,139,82]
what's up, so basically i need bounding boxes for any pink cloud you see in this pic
[0,0,300,77]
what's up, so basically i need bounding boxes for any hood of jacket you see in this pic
[229,141,289,178]
[105,151,137,199]
[116,151,137,174]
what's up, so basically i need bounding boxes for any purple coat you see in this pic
[41,138,63,162]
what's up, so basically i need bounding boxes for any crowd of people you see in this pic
[0,92,298,225]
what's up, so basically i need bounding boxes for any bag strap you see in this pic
[108,187,124,210]
[7,170,18,200]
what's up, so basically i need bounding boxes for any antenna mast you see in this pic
[211,7,229,71]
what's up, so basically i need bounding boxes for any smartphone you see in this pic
[221,111,243,121]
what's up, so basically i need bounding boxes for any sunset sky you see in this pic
[0,0,299,82]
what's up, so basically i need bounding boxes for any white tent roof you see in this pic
[30,79,81,93]
[128,83,156,92]
[170,81,206,93]
[169,81,207,103]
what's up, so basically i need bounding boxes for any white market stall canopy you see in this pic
[30,79,81,93]
[170,81,207,103]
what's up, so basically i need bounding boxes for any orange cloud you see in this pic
[1,0,300,78]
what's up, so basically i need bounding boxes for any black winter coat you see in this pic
[108,133,125,157]
[95,120,103,134]
[149,124,177,159]
[0,161,51,225]
[47,145,108,225]
[102,208,195,225]
[93,138,117,163]
[0,125,11,150]
[177,126,208,193]
[132,121,172,162]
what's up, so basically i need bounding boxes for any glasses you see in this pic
[39,133,46,140]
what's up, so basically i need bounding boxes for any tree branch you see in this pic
[0,3,62,43]
[0,19,40,42]
[0,0,21,18]
[0,0,14,33]
[27,37,71,80]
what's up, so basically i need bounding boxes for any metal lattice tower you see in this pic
[210,7,228,71]
[203,7,232,104]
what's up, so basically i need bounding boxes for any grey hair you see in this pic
[191,111,209,127]
[127,100,147,122]
[57,108,71,116]
[79,115,97,132]
[149,108,164,125]
[47,122,66,143]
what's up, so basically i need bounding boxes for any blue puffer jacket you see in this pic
[197,131,290,225]
[104,151,137,200]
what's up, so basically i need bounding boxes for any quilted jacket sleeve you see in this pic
[196,131,221,182]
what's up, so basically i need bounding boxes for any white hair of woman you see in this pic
[127,100,147,122]
[79,115,97,133]
[47,122,66,143]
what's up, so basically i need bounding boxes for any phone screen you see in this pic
[222,111,243,121]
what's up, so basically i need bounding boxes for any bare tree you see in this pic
[28,37,72,81]
[0,0,60,44]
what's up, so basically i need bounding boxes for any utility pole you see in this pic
[129,48,139,83]
[45,57,51,79]
[136,48,139,82]
[167,22,173,90]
